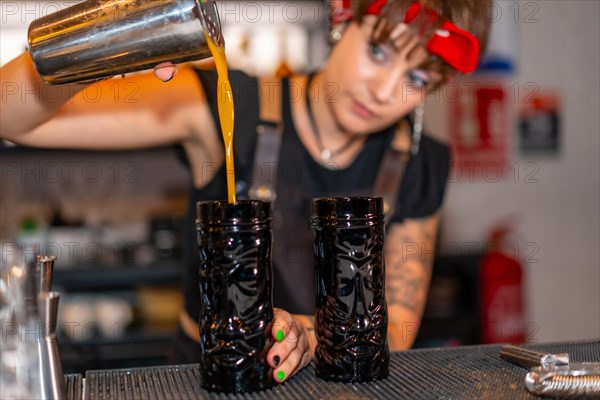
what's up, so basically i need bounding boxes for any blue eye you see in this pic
[369,42,387,62]
[408,70,429,89]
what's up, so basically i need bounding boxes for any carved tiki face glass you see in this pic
[312,197,389,382]
[196,200,275,393]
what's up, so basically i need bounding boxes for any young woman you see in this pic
[1,0,491,383]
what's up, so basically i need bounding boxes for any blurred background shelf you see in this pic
[53,261,181,291]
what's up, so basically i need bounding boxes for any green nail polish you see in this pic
[277,370,285,381]
[276,330,284,342]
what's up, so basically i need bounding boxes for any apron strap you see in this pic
[248,77,284,202]
[374,120,411,225]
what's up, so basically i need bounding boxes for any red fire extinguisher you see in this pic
[480,226,526,344]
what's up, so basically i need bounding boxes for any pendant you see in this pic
[320,149,338,170]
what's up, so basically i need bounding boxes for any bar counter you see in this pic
[64,340,599,400]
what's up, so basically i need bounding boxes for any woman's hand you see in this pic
[267,309,316,383]
[153,58,216,82]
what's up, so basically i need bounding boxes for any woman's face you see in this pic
[323,16,440,135]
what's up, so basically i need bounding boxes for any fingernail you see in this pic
[273,355,280,366]
[276,330,284,342]
[164,73,174,82]
[277,370,285,382]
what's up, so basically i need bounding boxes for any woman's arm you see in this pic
[1,52,85,140]
[385,212,440,350]
[1,52,210,150]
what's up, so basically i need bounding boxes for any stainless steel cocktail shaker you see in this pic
[28,0,223,85]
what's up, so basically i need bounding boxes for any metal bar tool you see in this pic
[35,255,66,400]
[500,344,600,398]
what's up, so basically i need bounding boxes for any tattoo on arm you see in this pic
[387,263,426,314]
[385,215,439,315]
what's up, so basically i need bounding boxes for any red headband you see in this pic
[330,0,480,73]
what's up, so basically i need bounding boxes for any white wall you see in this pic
[427,1,599,343]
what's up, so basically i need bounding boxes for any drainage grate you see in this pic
[83,341,599,400]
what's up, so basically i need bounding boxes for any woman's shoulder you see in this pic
[418,134,450,161]
[188,67,259,112]
[390,133,451,223]
[413,133,451,188]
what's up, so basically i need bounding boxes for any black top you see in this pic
[178,68,450,317]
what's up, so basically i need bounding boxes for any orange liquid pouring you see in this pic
[205,34,236,204]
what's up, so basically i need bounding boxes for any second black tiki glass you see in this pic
[311,197,389,383]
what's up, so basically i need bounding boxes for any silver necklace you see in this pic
[305,72,359,167]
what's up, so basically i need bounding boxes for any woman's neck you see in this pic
[308,71,351,148]
[298,71,366,169]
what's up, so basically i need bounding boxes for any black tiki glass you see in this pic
[312,197,389,382]
[196,200,275,393]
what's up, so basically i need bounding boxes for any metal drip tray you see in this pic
[81,341,599,400]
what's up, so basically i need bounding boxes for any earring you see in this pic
[410,102,425,155]
[329,23,347,45]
